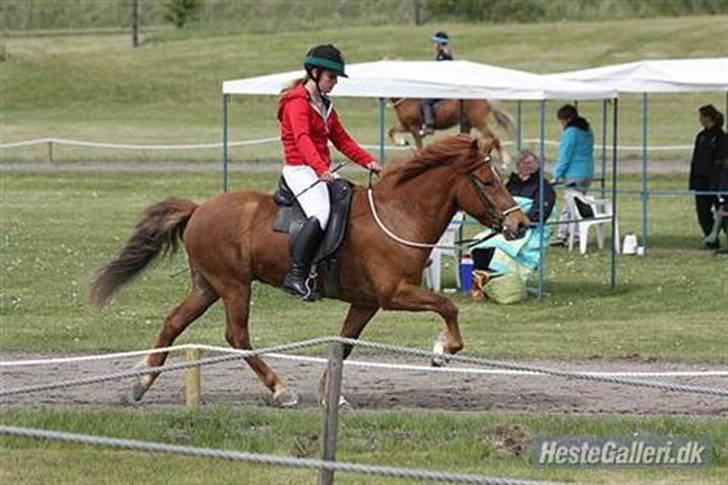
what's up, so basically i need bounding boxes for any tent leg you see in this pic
[223,94,230,192]
[459,100,467,133]
[378,98,386,164]
[538,100,546,301]
[641,93,648,254]
[601,99,607,198]
[611,98,618,290]
[516,100,522,151]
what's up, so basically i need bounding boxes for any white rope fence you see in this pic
[1,337,726,398]
[0,425,554,485]
[1,336,725,484]
[4,342,723,378]
[0,136,693,152]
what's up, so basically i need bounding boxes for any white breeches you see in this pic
[282,165,330,230]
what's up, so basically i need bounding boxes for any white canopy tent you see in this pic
[549,58,728,252]
[549,57,728,93]
[222,60,620,299]
[223,60,617,100]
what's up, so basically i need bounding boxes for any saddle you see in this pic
[273,177,354,298]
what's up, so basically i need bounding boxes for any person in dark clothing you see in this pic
[506,150,556,223]
[472,150,555,271]
[703,125,728,252]
[420,31,453,136]
[689,104,725,249]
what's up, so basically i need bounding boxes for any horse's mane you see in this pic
[380,134,484,188]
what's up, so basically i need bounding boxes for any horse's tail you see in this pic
[90,197,198,308]
[490,102,517,140]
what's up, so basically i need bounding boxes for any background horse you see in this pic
[389,98,516,167]
[90,134,529,407]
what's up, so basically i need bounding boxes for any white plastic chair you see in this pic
[423,211,465,292]
[564,190,620,255]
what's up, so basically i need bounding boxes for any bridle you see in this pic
[367,156,523,250]
[467,159,521,234]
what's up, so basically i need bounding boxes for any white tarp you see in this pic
[549,58,728,93]
[223,60,617,100]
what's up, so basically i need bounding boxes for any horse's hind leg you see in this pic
[132,275,219,401]
[221,281,298,407]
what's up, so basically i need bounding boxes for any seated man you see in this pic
[470,150,556,303]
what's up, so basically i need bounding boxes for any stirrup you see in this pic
[302,268,321,301]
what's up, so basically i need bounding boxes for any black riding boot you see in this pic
[282,216,324,301]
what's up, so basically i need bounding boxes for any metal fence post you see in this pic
[319,341,344,485]
[47,140,53,163]
[185,348,201,410]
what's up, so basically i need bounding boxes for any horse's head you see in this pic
[450,136,529,240]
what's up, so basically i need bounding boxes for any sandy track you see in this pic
[1,351,726,415]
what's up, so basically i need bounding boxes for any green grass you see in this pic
[2,16,727,163]
[1,170,726,362]
[1,407,726,484]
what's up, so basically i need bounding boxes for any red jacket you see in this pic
[278,83,374,176]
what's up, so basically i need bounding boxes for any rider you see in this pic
[420,31,453,136]
[277,43,382,301]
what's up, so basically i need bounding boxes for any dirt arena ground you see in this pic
[1,351,726,415]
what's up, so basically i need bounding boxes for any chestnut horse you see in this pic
[389,98,516,166]
[90,135,528,407]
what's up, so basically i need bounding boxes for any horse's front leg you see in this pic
[381,282,463,366]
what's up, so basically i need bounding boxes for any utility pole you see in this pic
[132,0,140,47]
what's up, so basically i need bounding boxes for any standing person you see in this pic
[420,31,453,136]
[549,104,594,246]
[277,44,382,300]
[689,104,725,249]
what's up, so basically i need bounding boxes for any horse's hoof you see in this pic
[320,395,350,409]
[431,354,450,367]
[431,333,450,367]
[131,382,147,402]
[273,389,299,408]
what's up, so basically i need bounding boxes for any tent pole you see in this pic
[516,100,522,151]
[538,100,546,301]
[641,93,648,254]
[223,94,230,192]
[601,99,607,198]
[459,100,467,133]
[611,98,618,290]
[378,98,386,164]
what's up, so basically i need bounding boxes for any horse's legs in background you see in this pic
[473,121,510,169]
[412,130,424,150]
[381,283,463,366]
[221,281,298,407]
[318,304,379,405]
[388,124,410,147]
[132,277,218,401]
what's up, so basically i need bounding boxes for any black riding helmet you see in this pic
[304,44,348,78]
[431,31,449,45]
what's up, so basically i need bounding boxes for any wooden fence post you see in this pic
[319,341,344,485]
[185,348,201,410]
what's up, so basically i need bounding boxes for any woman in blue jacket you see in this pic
[550,104,594,245]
